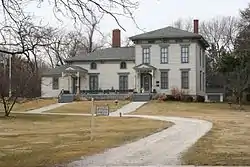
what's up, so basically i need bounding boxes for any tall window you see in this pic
[160,71,169,89]
[90,62,97,69]
[142,48,150,64]
[200,71,202,91]
[181,71,189,89]
[119,75,128,90]
[181,46,189,63]
[203,72,205,91]
[52,77,59,90]
[160,47,168,64]
[200,48,203,67]
[120,61,127,69]
[89,75,98,90]
[202,51,205,68]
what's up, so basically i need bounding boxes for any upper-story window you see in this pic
[200,48,203,67]
[90,62,97,69]
[120,61,127,69]
[142,47,150,64]
[181,45,189,63]
[160,47,168,64]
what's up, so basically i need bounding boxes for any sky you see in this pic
[25,0,250,41]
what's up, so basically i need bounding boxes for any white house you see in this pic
[41,20,209,99]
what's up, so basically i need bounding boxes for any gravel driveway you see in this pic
[67,102,212,167]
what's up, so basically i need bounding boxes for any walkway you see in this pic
[16,101,212,166]
[26,103,68,114]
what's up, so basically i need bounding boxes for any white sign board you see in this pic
[96,105,109,116]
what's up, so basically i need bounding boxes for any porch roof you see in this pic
[133,63,157,71]
[42,65,88,77]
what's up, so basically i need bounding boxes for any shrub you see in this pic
[196,95,205,102]
[171,87,186,101]
[182,95,193,102]
[166,95,176,101]
[152,93,161,100]
[157,93,167,101]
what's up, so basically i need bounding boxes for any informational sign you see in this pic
[96,105,109,116]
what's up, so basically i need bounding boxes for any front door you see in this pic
[141,73,152,92]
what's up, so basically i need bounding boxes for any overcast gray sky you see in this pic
[26,0,249,40]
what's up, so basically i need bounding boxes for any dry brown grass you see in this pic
[0,98,57,112]
[48,100,130,114]
[133,101,250,166]
[0,113,171,167]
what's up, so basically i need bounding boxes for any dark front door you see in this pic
[141,73,152,92]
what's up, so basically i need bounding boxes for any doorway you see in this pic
[140,73,152,93]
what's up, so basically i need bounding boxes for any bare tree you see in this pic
[172,17,193,32]
[1,0,139,31]
[0,56,37,116]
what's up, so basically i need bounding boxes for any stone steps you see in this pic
[132,93,151,101]
[58,94,74,103]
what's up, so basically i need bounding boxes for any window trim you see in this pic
[160,47,168,64]
[120,61,127,69]
[180,70,189,89]
[90,62,97,69]
[89,74,99,90]
[160,71,169,89]
[180,45,189,63]
[118,74,128,90]
[52,77,59,90]
[142,47,150,64]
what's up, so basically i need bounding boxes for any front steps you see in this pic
[58,94,74,103]
[132,93,152,101]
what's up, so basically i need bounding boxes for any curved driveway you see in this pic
[66,102,212,167]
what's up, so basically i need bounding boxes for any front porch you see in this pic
[133,63,157,93]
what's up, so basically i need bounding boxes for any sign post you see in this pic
[90,98,94,140]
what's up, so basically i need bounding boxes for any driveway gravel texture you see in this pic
[65,102,212,167]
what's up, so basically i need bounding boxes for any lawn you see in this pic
[133,101,250,166]
[47,100,130,114]
[0,98,57,112]
[0,113,171,167]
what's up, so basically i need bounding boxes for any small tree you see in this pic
[0,56,36,116]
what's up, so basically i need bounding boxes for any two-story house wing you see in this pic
[130,19,209,96]
[41,19,209,99]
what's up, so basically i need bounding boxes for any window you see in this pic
[90,62,97,69]
[200,48,202,67]
[120,61,127,69]
[181,46,189,63]
[52,77,59,90]
[119,75,128,90]
[89,75,98,90]
[160,47,168,64]
[181,71,189,89]
[202,51,205,68]
[203,72,205,91]
[200,71,202,91]
[160,71,169,89]
[142,48,150,64]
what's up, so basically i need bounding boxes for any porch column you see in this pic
[76,72,80,94]
[137,71,140,93]
[68,75,71,93]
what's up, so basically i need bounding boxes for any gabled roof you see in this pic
[65,47,135,62]
[42,65,87,77]
[129,26,209,47]
[133,63,156,70]
[130,26,201,40]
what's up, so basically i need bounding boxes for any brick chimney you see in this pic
[193,19,199,34]
[112,29,121,48]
